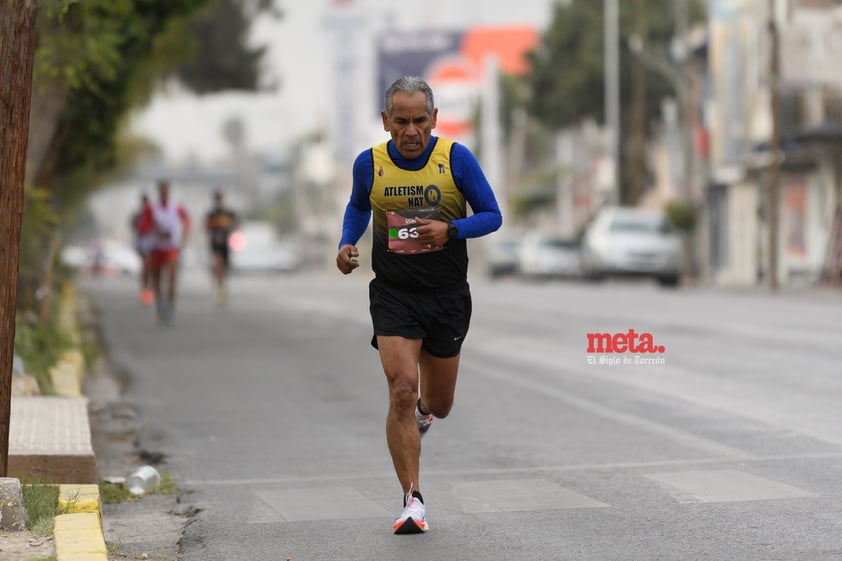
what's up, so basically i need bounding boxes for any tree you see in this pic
[15,0,213,317]
[15,0,282,317]
[30,0,213,191]
[524,0,704,203]
[1,0,39,476]
[173,0,281,93]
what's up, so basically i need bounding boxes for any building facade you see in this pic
[706,0,842,286]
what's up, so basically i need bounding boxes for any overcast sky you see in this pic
[129,0,561,163]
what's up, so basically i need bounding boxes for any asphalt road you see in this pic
[84,267,842,561]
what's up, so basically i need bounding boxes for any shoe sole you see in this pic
[393,517,429,534]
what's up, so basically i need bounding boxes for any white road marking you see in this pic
[453,479,608,513]
[463,355,748,458]
[252,487,391,522]
[186,452,842,487]
[644,469,817,503]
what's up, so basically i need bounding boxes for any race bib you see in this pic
[386,209,444,254]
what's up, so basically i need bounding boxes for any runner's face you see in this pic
[382,91,437,159]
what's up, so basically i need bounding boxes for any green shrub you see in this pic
[665,200,699,233]
[13,310,73,396]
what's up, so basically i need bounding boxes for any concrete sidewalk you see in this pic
[6,281,108,561]
[9,396,97,484]
[7,396,108,561]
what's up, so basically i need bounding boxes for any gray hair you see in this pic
[384,76,435,117]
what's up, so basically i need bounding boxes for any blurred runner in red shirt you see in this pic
[141,179,190,325]
[131,193,156,306]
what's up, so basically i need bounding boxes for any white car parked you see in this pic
[518,234,582,279]
[580,206,683,287]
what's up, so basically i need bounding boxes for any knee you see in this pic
[387,376,418,412]
[425,399,453,419]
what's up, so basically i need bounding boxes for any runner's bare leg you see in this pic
[378,336,423,494]
[418,351,460,418]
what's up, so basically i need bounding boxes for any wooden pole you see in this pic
[0,0,39,476]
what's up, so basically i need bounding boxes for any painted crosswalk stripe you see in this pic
[452,479,609,513]
[253,488,391,521]
[644,469,817,503]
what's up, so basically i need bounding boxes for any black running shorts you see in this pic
[211,242,230,267]
[369,278,472,358]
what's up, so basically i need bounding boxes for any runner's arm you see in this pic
[179,207,191,246]
[138,206,155,234]
[450,143,503,239]
[338,151,374,248]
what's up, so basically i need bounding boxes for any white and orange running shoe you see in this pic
[140,288,154,307]
[393,487,429,535]
[415,405,433,439]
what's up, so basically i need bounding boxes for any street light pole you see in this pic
[768,0,781,291]
[605,0,620,205]
[675,0,694,203]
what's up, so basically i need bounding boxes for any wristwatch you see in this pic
[447,221,459,240]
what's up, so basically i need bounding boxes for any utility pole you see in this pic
[629,0,648,206]
[0,0,39,476]
[768,0,781,291]
[675,0,694,203]
[481,55,503,217]
[605,0,620,206]
[674,0,698,281]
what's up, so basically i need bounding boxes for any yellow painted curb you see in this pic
[53,511,100,531]
[54,512,107,560]
[58,285,81,345]
[59,484,101,515]
[50,284,107,561]
[50,282,86,397]
[50,362,82,397]
[60,349,85,375]
[56,554,109,561]
[55,485,106,560]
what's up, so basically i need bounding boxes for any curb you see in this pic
[54,514,108,561]
[7,281,107,559]
[55,484,107,561]
[52,282,85,398]
[52,285,109,560]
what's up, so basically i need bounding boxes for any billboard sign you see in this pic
[376,26,538,142]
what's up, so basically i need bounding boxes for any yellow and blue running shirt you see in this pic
[340,136,502,291]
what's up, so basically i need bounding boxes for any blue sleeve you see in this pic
[339,150,374,248]
[450,143,503,239]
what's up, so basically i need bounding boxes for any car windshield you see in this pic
[609,217,672,235]
[498,239,522,250]
[542,238,579,249]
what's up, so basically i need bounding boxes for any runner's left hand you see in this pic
[415,219,447,248]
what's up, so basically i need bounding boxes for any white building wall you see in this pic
[721,179,760,285]
[807,162,839,275]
